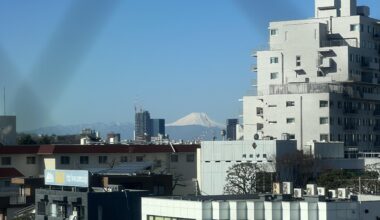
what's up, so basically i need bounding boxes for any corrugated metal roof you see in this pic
[0,144,199,155]
[88,162,154,175]
[0,168,24,178]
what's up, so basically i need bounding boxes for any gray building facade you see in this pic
[0,116,16,145]
[226,119,238,140]
[35,189,149,220]
[135,111,151,142]
[151,119,165,138]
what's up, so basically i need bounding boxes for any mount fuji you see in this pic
[166,113,224,141]
[167,112,224,128]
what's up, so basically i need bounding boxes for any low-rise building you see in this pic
[142,194,380,220]
[0,144,199,195]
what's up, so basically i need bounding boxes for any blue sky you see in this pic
[0,0,379,130]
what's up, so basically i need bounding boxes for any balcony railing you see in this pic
[343,108,358,114]
[320,38,358,48]
[374,110,380,116]
[9,196,26,205]
[344,124,357,131]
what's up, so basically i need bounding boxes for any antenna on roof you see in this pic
[3,87,5,116]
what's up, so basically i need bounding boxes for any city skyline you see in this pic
[0,0,379,131]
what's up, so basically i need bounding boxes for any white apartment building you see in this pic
[142,194,380,220]
[243,0,380,151]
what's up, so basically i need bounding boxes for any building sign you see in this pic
[44,169,89,187]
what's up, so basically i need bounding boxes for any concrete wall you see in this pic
[198,140,297,195]
[141,197,380,220]
[0,151,197,196]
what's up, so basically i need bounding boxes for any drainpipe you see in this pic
[281,52,285,85]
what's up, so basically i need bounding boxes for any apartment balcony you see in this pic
[9,195,27,205]
[259,83,380,101]
[318,57,333,69]
[362,61,380,70]
[343,108,358,114]
[320,39,358,48]
[373,126,380,131]
[251,64,258,72]
[256,108,264,117]
[374,33,380,41]
[345,141,358,146]
[344,124,357,131]
[374,110,380,116]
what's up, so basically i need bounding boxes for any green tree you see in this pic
[224,162,271,195]
[17,134,37,145]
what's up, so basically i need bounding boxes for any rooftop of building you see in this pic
[149,194,380,203]
[0,143,200,155]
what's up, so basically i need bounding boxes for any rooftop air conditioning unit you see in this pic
[282,182,294,195]
[306,184,317,196]
[338,188,348,199]
[294,188,303,198]
[273,183,281,195]
[328,189,337,198]
[317,187,326,196]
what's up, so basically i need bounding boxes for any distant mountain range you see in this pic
[26,113,225,141]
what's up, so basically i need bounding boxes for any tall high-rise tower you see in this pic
[135,110,151,142]
[243,0,380,152]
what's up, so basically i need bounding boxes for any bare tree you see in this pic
[224,162,265,195]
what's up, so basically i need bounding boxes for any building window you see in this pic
[263,154,267,158]
[170,154,178,162]
[286,118,295,124]
[286,101,295,107]
[270,72,279,79]
[270,57,279,64]
[136,156,144,162]
[26,156,36,164]
[1,157,11,165]
[288,134,295,139]
[186,154,195,162]
[120,156,128,162]
[320,134,329,142]
[320,100,329,107]
[155,160,162,167]
[270,29,278,36]
[320,117,329,124]
[268,121,277,124]
[350,24,359,31]
[80,156,89,164]
[296,56,301,66]
[60,156,70,165]
[98,156,108,164]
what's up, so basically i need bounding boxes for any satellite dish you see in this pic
[252,142,257,149]
[254,133,259,140]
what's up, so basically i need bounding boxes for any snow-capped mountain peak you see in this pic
[167,112,224,128]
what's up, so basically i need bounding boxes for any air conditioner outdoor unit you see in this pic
[294,188,303,198]
[328,189,337,198]
[317,187,326,196]
[338,188,348,199]
[282,182,294,195]
[273,182,281,195]
[306,184,317,196]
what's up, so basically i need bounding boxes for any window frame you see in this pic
[26,156,36,165]
[80,156,89,165]
[60,156,70,165]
